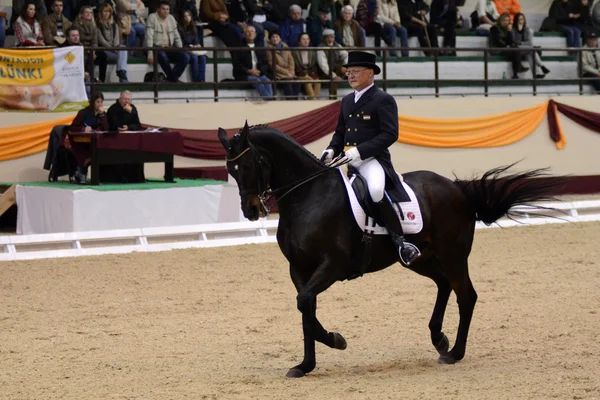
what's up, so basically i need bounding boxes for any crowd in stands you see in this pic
[2,0,600,97]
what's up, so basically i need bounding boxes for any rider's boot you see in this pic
[377,194,421,266]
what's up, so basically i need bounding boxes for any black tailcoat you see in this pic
[328,85,407,202]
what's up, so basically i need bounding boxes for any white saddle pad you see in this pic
[339,169,424,235]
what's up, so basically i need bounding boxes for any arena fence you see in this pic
[15,45,592,101]
[1,200,599,261]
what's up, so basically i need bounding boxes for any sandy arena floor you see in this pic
[1,221,599,399]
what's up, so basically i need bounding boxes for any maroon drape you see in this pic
[145,102,341,160]
[547,100,561,144]
[554,100,600,134]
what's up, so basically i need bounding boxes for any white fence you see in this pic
[1,200,600,261]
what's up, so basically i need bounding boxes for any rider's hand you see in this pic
[344,147,361,163]
[320,149,334,163]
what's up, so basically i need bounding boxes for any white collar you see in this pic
[354,83,374,103]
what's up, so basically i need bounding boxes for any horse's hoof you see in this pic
[286,368,306,378]
[437,354,456,365]
[434,334,450,355]
[332,332,347,350]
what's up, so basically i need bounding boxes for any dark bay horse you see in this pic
[217,123,561,378]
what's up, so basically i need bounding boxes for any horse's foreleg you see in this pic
[439,263,478,364]
[287,267,341,378]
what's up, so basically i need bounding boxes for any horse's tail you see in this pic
[454,164,568,225]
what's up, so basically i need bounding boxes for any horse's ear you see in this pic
[240,120,250,144]
[217,127,229,149]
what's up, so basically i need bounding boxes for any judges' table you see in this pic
[69,130,184,185]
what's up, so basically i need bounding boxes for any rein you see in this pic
[227,145,348,216]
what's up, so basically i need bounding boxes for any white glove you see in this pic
[321,149,334,163]
[344,147,361,163]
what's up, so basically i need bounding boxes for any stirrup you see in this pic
[399,242,421,266]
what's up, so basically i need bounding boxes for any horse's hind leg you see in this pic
[412,259,453,358]
[438,258,478,364]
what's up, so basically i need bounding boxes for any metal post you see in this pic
[434,48,439,97]
[152,49,159,104]
[483,50,489,97]
[213,49,219,102]
[382,50,387,92]
[271,47,277,100]
[328,47,335,100]
[578,48,584,95]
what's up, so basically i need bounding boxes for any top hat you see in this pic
[343,51,381,75]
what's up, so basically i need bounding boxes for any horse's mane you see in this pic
[238,125,326,169]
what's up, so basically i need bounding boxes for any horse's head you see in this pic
[218,122,272,221]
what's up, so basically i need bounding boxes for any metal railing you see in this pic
[75,45,598,102]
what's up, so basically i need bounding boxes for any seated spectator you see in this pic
[293,32,321,99]
[177,0,200,21]
[266,30,299,99]
[430,0,458,55]
[512,12,550,78]
[374,0,408,57]
[279,4,304,47]
[66,91,109,184]
[225,0,266,47]
[179,9,206,82]
[200,0,243,46]
[96,3,129,83]
[145,1,190,82]
[492,0,520,23]
[116,0,146,48]
[573,0,594,37]
[308,6,342,48]
[73,6,97,47]
[11,0,46,26]
[316,28,348,80]
[356,0,383,54]
[246,0,280,41]
[0,4,6,48]
[334,5,366,49]
[107,90,142,131]
[489,12,528,79]
[310,0,337,22]
[41,0,72,46]
[549,0,582,49]
[471,0,499,32]
[231,25,273,99]
[13,1,44,46]
[580,31,600,92]
[398,0,439,56]
[593,0,600,27]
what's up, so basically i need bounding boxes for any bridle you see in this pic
[226,142,348,216]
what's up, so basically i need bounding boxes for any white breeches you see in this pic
[350,157,385,202]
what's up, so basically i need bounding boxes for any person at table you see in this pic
[107,90,142,132]
[65,91,109,184]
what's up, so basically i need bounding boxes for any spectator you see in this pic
[316,28,348,80]
[334,5,365,48]
[355,0,383,54]
[430,0,458,55]
[492,0,520,23]
[145,1,190,82]
[96,3,129,82]
[225,0,267,46]
[375,0,408,57]
[0,0,6,48]
[116,0,146,48]
[293,32,321,98]
[200,0,243,46]
[73,6,98,47]
[231,25,273,99]
[308,6,341,47]
[572,0,594,37]
[489,12,528,79]
[11,0,46,26]
[512,12,550,78]
[177,0,199,20]
[580,30,600,91]
[471,0,499,32]
[398,0,439,56]
[279,4,304,47]
[246,0,280,39]
[66,91,109,184]
[310,0,336,22]
[13,1,44,46]
[593,0,600,27]
[41,0,72,45]
[266,30,299,99]
[179,9,206,82]
[549,0,582,49]
[107,90,142,131]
